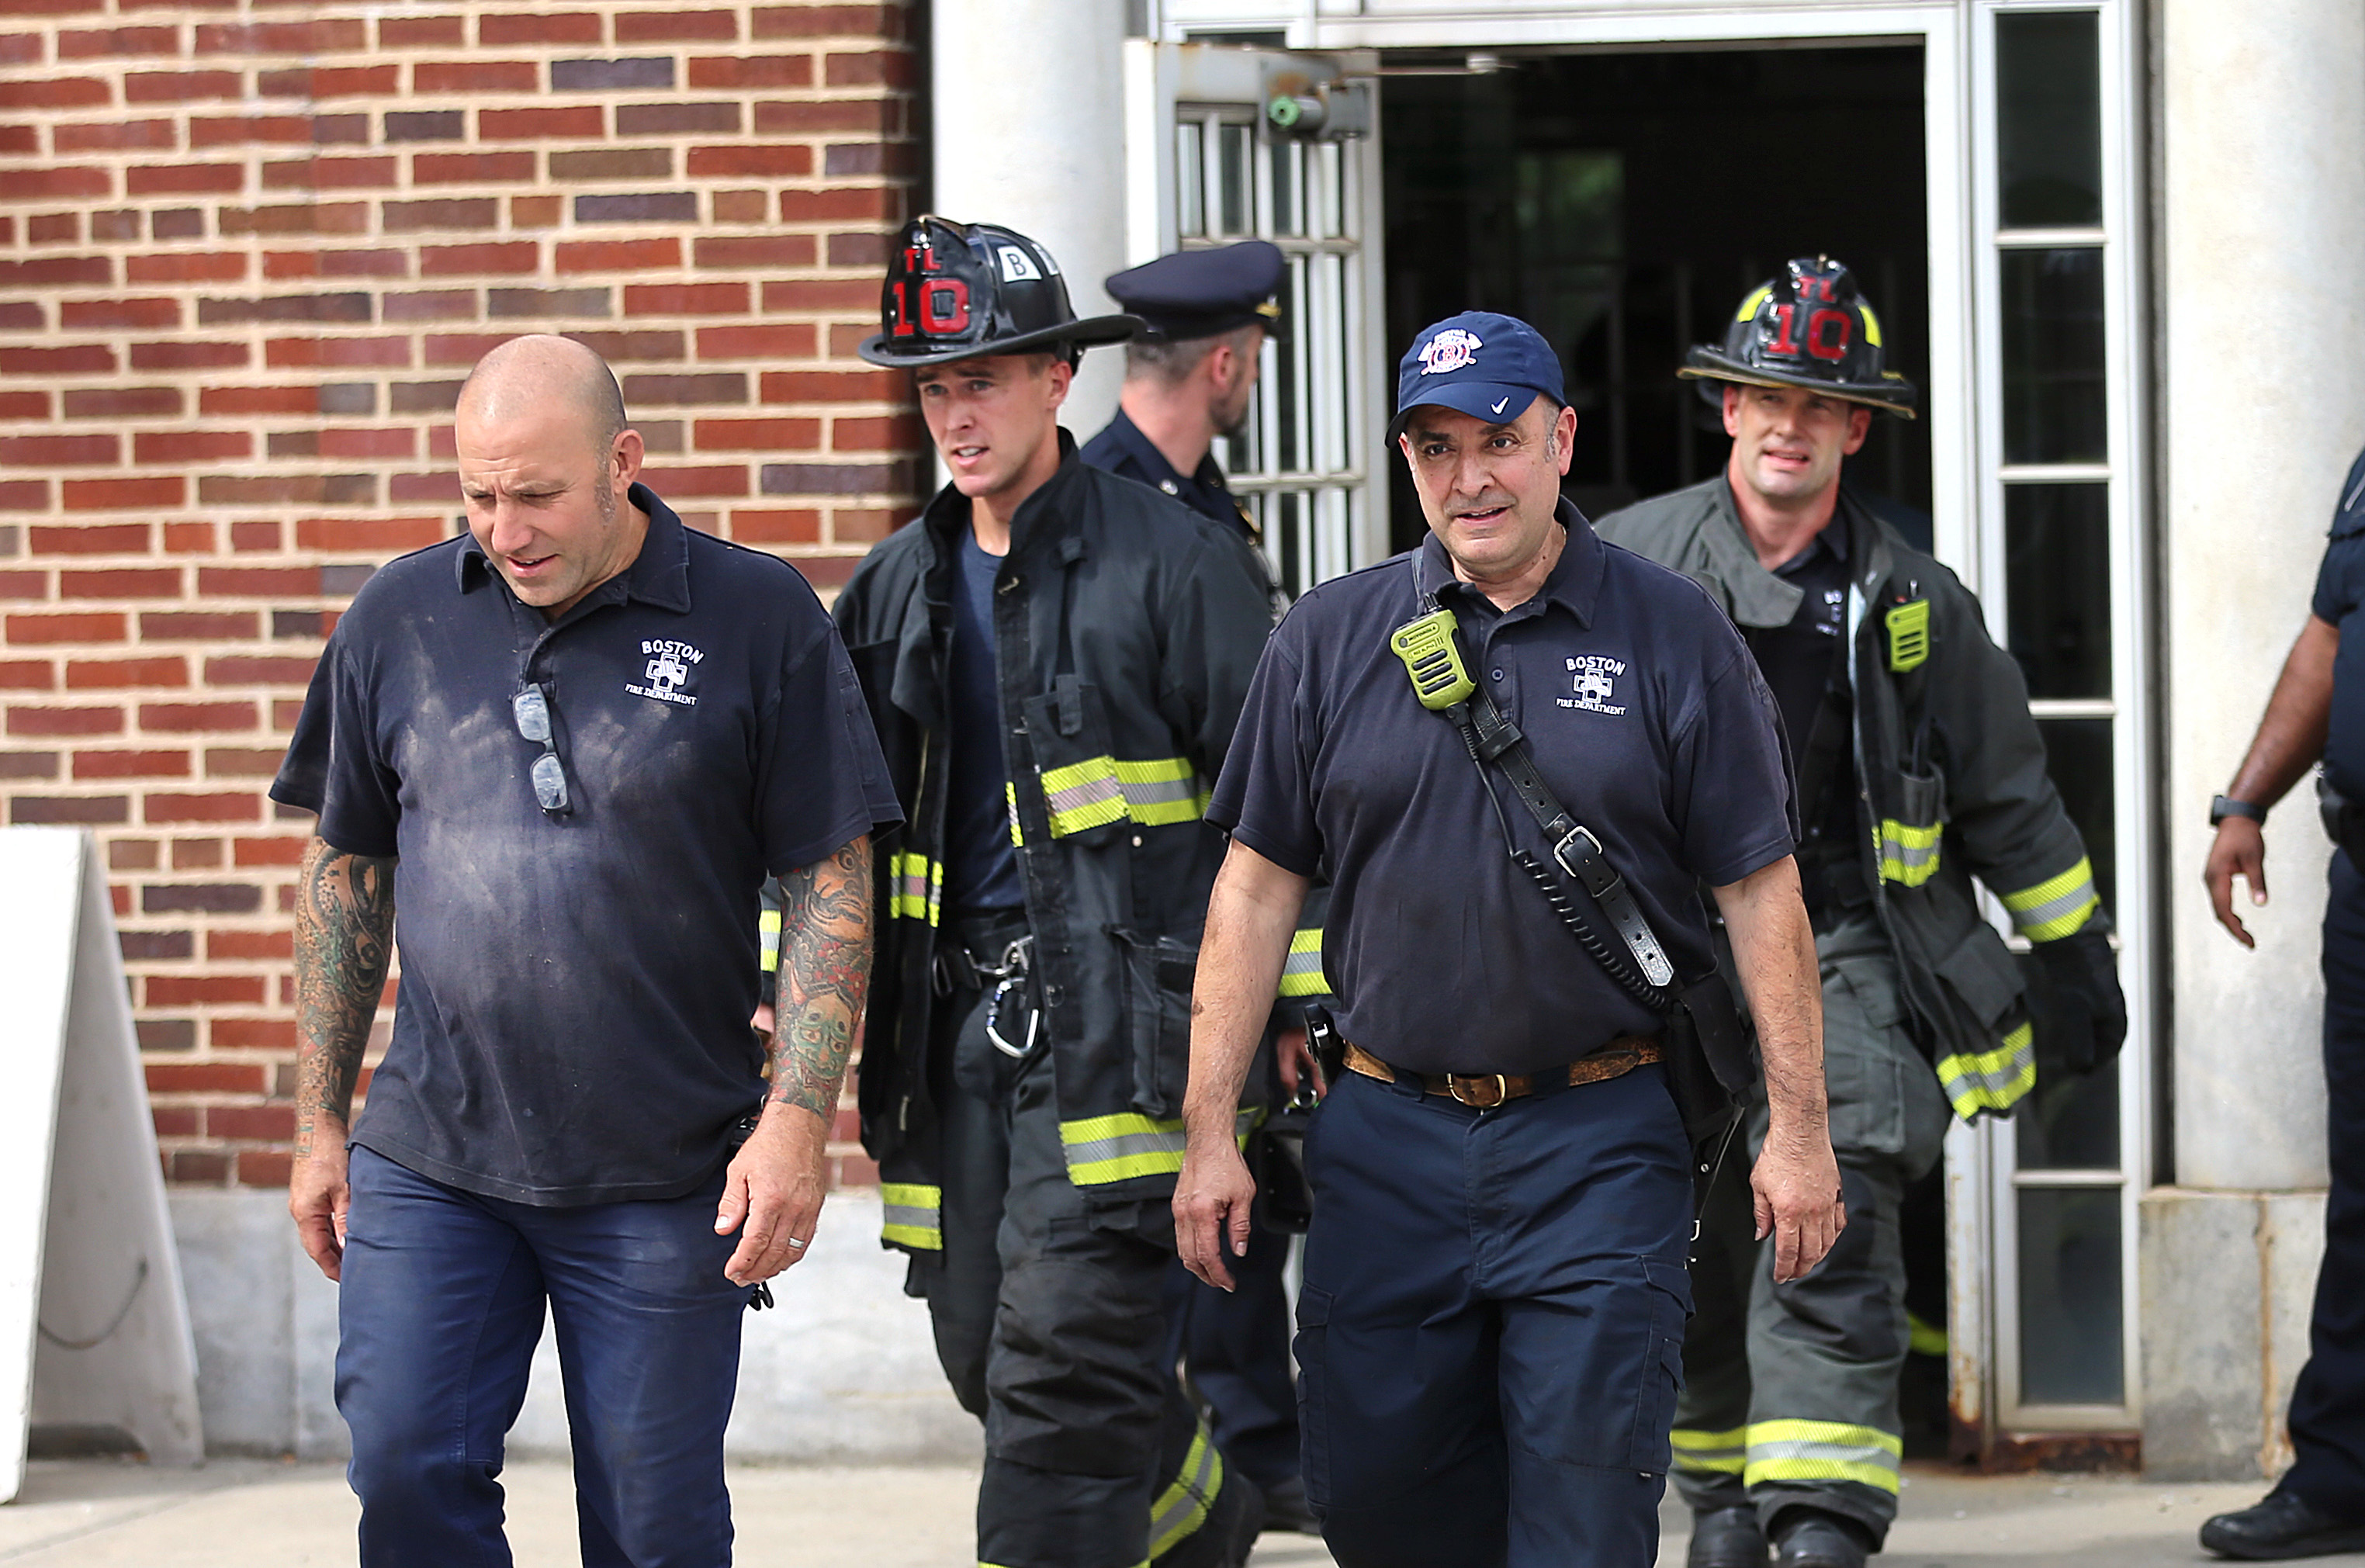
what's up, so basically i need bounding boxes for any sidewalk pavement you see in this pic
[0,1455,2359,1566]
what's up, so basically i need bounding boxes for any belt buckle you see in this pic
[1449,1073,1508,1109]
[1552,825,1602,882]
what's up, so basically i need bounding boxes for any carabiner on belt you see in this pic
[981,936,1040,1059]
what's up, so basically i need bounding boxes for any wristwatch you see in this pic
[2210,794,2267,827]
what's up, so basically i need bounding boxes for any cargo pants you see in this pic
[907,980,1254,1568]
[1671,914,1954,1547]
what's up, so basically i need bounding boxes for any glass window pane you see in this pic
[1315,140,1343,239]
[2017,1187,2123,1404]
[1269,136,1304,237]
[1996,10,2103,229]
[1176,122,1205,239]
[1276,490,1304,596]
[2001,247,2107,465]
[1276,254,1307,472]
[2005,483,2111,698]
[1217,123,1252,236]
[2036,717,2115,912]
[2016,1055,2120,1171]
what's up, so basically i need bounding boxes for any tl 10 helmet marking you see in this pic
[1681,256,1917,417]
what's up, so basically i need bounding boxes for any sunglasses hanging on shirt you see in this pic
[511,683,573,817]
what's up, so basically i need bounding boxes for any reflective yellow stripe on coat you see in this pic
[1876,819,1941,887]
[2000,856,2100,942]
[1277,926,1328,999]
[1936,1021,2035,1120]
[879,1182,942,1251]
[889,850,942,926]
[1014,756,1210,843]
[1671,1425,1747,1476]
[758,908,781,974]
[1061,1109,1259,1187]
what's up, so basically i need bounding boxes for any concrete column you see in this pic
[930,0,1133,439]
[2149,0,2365,1477]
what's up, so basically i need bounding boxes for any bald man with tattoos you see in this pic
[270,335,900,1567]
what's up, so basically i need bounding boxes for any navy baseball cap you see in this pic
[1387,311,1566,443]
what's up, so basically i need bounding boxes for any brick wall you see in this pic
[1,1,926,1191]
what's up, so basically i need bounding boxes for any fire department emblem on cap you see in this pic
[1418,327,1483,376]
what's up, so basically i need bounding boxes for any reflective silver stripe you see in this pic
[1743,1418,1902,1493]
[1147,1422,1223,1559]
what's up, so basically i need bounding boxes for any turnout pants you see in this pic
[2281,850,2365,1516]
[1672,915,1952,1546]
[1297,1061,1694,1568]
[336,1146,750,1568]
[909,985,1252,1568]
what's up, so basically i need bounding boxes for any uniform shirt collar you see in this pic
[455,482,693,614]
[1414,495,1605,628]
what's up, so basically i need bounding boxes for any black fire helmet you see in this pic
[857,216,1142,369]
[1679,256,1918,417]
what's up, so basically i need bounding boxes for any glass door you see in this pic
[1123,42,1387,595]
[1969,0,2152,1438]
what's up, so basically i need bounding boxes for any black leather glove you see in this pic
[2024,926,2128,1077]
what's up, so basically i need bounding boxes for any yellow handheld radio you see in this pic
[1388,607,1476,711]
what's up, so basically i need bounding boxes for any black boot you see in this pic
[2201,1490,2365,1560]
[1688,1505,1768,1568]
[1772,1508,1872,1568]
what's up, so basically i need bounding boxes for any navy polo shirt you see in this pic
[271,485,901,1206]
[1207,500,1797,1076]
[2315,445,2365,802]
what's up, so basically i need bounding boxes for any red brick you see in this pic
[231,836,306,867]
[777,185,899,223]
[0,569,45,597]
[379,15,464,47]
[130,341,247,370]
[261,157,398,191]
[229,522,281,552]
[833,414,925,452]
[53,118,176,153]
[729,508,822,545]
[60,298,178,331]
[712,189,768,223]
[0,480,47,510]
[625,282,747,316]
[480,11,601,44]
[205,656,315,685]
[314,429,416,462]
[687,144,812,178]
[760,369,902,403]
[198,566,313,596]
[554,237,680,274]
[825,49,915,88]
[638,465,747,498]
[12,165,109,199]
[61,569,180,598]
[9,705,122,737]
[752,96,898,136]
[143,611,255,640]
[126,162,244,196]
[162,523,213,555]
[209,1104,296,1142]
[7,611,123,644]
[293,517,440,552]
[695,418,822,452]
[414,59,537,93]
[389,471,463,503]
[199,385,317,416]
[237,1151,294,1189]
[126,252,249,285]
[208,929,292,960]
[211,1016,296,1050]
[75,749,187,780]
[63,476,184,511]
[139,702,256,733]
[127,431,250,466]
[148,1062,268,1096]
[7,73,107,107]
[753,5,906,39]
[67,656,185,689]
[420,241,538,277]
[196,19,367,54]
[218,202,369,237]
[154,1113,201,1145]
[145,792,261,825]
[796,554,860,589]
[480,106,604,140]
[29,523,147,556]
[411,151,535,185]
[126,71,244,104]
[0,661,53,691]
[147,971,265,1006]
[265,336,410,369]
[693,238,819,275]
[56,24,180,56]
[0,434,116,466]
[686,53,812,88]
[0,254,110,286]
[257,66,400,99]
[187,115,316,147]
[265,247,409,279]
[513,194,562,227]
[618,9,738,41]
[0,390,45,418]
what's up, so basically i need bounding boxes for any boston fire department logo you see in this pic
[1560,654,1627,715]
[1418,327,1483,376]
[626,638,704,707]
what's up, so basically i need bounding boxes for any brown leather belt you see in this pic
[1342,1038,1660,1109]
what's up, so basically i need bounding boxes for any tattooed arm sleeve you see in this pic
[768,834,874,1120]
[293,836,396,1158]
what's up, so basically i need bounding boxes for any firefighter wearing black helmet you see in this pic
[829,216,1275,1568]
[1597,258,2128,1568]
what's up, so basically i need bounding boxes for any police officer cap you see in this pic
[1387,311,1567,444]
[859,215,1142,369]
[1679,256,1917,417]
[1104,241,1286,341]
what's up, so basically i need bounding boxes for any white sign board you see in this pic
[0,828,202,1499]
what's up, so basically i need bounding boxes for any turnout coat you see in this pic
[1597,479,2104,1120]
[833,433,1275,1253]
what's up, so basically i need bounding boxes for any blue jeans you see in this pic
[1297,1064,1694,1568]
[338,1146,750,1568]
